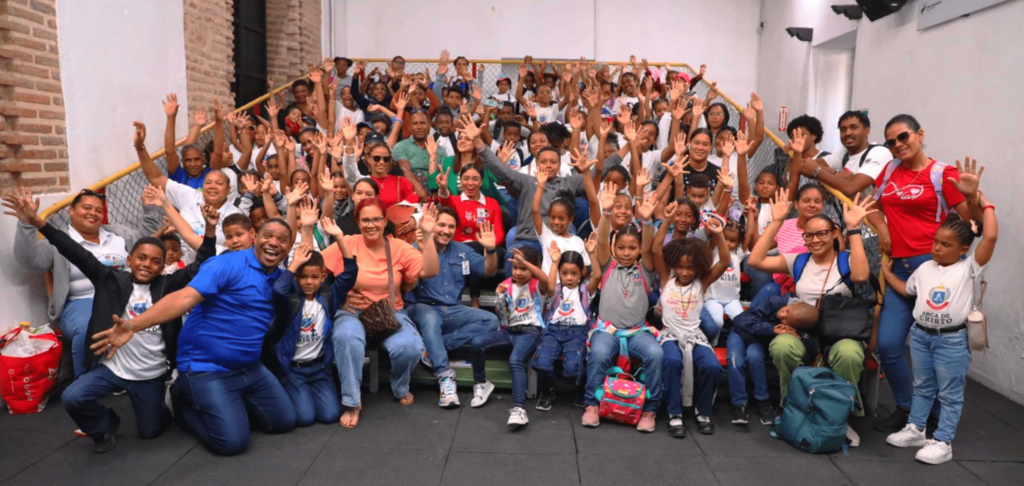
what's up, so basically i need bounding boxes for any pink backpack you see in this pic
[595,365,647,425]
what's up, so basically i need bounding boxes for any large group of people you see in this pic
[3,52,999,466]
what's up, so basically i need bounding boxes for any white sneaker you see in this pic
[438,375,460,408]
[846,423,860,447]
[916,439,953,465]
[886,423,927,448]
[508,406,528,427]
[471,381,495,408]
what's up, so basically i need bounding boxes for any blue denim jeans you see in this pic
[909,326,971,443]
[878,253,933,409]
[282,361,341,426]
[574,197,590,231]
[175,363,296,456]
[742,255,775,301]
[727,332,769,406]
[662,341,721,416]
[584,331,664,412]
[471,326,542,406]
[407,303,500,376]
[503,228,543,278]
[699,308,719,345]
[59,298,92,377]
[750,282,784,310]
[532,323,589,388]
[62,365,169,439]
[332,309,423,407]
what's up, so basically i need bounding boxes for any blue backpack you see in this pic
[771,367,858,454]
[793,251,854,290]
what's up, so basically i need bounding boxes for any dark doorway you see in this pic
[232,0,267,109]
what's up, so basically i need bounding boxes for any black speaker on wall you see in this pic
[855,0,907,21]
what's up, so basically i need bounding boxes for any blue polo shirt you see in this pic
[411,241,485,306]
[177,247,282,372]
[170,166,210,190]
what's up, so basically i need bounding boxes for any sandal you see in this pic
[398,393,415,406]
[340,406,362,429]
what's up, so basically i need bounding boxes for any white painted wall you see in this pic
[0,1,189,332]
[329,0,762,97]
[57,0,189,190]
[758,0,1024,403]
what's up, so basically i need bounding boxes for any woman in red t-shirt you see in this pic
[864,114,981,433]
[438,164,505,307]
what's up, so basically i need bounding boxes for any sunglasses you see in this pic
[801,230,833,242]
[884,131,911,149]
[370,155,392,163]
[79,188,106,200]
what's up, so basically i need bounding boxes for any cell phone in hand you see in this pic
[482,99,501,108]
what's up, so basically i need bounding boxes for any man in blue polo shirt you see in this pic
[93,218,296,456]
[407,205,499,409]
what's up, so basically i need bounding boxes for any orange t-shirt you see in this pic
[322,235,424,311]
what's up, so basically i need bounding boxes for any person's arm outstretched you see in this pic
[748,187,793,274]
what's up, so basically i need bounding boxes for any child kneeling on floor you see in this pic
[470,246,548,428]
[532,237,602,411]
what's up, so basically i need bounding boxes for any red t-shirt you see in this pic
[372,174,419,210]
[440,193,505,246]
[874,159,964,258]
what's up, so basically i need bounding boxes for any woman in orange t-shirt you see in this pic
[321,198,440,428]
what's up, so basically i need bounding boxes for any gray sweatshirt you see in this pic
[13,204,164,322]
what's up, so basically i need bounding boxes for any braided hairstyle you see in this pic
[663,238,714,279]
[939,214,976,247]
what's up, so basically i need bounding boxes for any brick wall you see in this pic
[266,0,321,83]
[182,0,236,116]
[0,0,69,194]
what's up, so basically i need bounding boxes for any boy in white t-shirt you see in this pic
[883,203,998,465]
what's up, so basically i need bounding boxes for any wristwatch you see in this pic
[483,247,496,255]
[811,167,821,179]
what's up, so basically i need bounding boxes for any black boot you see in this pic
[873,406,909,433]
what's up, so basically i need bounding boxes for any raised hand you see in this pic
[321,216,344,238]
[213,98,225,121]
[272,129,287,148]
[570,155,596,174]
[584,232,599,254]
[141,184,165,207]
[843,193,878,230]
[261,174,276,195]
[547,241,561,263]
[750,92,763,111]
[2,187,43,227]
[705,215,724,236]
[622,121,637,143]
[518,63,528,80]
[308,65,322,84]
[312,132,328,155]
[717,167,735,190]
[671,96,688,121]
[497,140,515,163]
[706,81,719,101]
[744,196,759,217]
[770,187,793,221]
[536,167,551,188]
[477,220,497,250]
[691,98,704,119]
[267,94,280,119]
[663,154,690,179]
[193,107,209,127]
[700,64,707,77]
[637,191,657,220]
[201,204,221,227]
[298,198,319,228]
[600,182,618,212]
[132,121,147,148]
[790,128,809,154]
[722,137,736,158]
[340,116,357,143]
[598,118,613,139]
[455,113,481,140]
[318,168,334,194]
[635,168,651,189]
[162,93,179,117]
[291,241,313,269]
[568,109,584,131]
[524,102,537,121]
[241,173,260,194]
[353,61,365,76]
[735,129,751,155]
[663,200,679,220]
[950,156,984,199]
[419,203,438,234]
[328,131,345,160]
[425,133,438,160]
[287,181,309,206]
[673,132,687,158]
[744,103,756,123]
[435,166,451,191]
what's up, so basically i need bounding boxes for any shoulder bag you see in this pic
[358,237,402,343]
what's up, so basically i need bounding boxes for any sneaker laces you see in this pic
[440,377,457,397]
[474,383,486,396]
[510,407,526,419]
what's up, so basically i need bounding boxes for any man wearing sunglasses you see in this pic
[799,111,890,199]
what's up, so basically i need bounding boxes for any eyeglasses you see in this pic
[802,230,832,242]
[883,131,911,149]
[370,155,392,163]
[79,188,106,200]
[359,217,384,225]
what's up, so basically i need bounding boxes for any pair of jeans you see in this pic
[750,283,784,310]
[574,197,590,232]
[532,323,589,388]
[727,332,768,406]
[175,363,296,456]
[705,299,745,330]
[62,365,170,439]
[878,253,933,409]
[662,341,722,416]
[282,361,341,426]
[584,331,664,412]
[332,309,423,407]
[462,242,504,299]
[471,326,542,406]
[742,255,774,301]
[503,230,543,278]
[699,308,719,345]
[908,326,971,443]
[59,298,92,377]
[769,334,865,417]
[407,303,500,376]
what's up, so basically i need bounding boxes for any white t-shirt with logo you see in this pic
[538,225,591,277]
[293,299,327,362]
[906,256,983,329]
[822,145,890,198]
[506,281,542,328]
[66,227,128,300]
[659,278,704,340]
[103,283,167,381]
[708,250,745,302]
[534,104,560,125]
[164,180,245,251]
[784,253,852,307]
[548,286,592,327]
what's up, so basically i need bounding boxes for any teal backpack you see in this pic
[770,367,858,454]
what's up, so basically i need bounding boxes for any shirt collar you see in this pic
[67,225,112,246]
[460,192,485,204]
[244,247,282,276]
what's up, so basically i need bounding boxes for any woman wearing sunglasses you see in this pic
[9,187,164,377]
[748,187,875,445]
[862,114,984,434]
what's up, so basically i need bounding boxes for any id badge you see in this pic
[476,208,488,221]
[462,260,471,275]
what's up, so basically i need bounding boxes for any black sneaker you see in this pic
[731,404,749,425]
[92,410,121,454]
[573,389,587,408]
[874,406,910,433]
[757,401,775,425]
[535,388,556,411]
[668,415,687,438]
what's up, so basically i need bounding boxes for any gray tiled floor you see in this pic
[2,378,1023,486]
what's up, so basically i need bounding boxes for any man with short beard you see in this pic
[407,206,500,408]
[92,219,298,456]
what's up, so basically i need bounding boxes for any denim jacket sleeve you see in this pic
[329,257,359,313]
